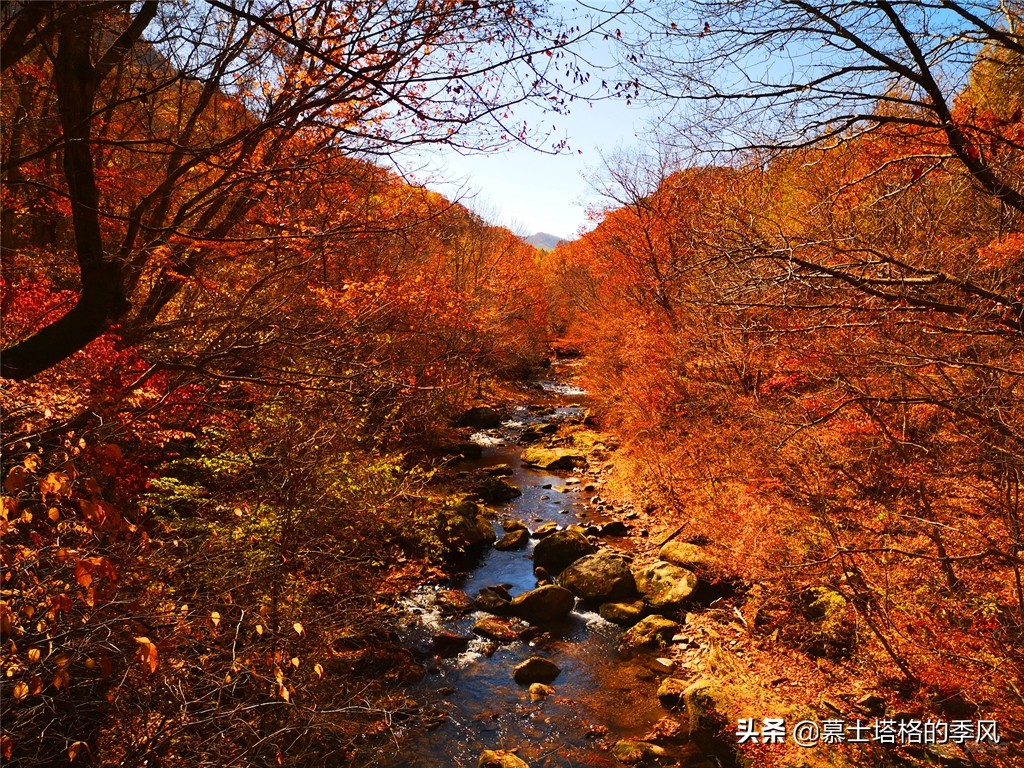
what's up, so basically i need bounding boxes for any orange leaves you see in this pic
[977,232,1024,269]
[134,637,159,674]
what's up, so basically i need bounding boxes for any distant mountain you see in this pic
[524,232,567,251]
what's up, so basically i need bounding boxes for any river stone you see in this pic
[473,616,527,642]
[513,656,561,684]
[494,529,530,550]
[430,633,471,657]
[533,529,594,574]
[657,677,690,708]
[558,550,637,602]
[483,464,514,477]
[476,477,522,503]
[634,560,698,610]
[479,749,531,768]
[528,682,555,701]
[458,406,502,428]
[599,600,645,625]
[520,446,586,470]
[502,518,528,532]
[435,497,497,554]
[532,521,560,538]
[621,615,680,648]
[510,584,576,624]
[476,585,513,614]
[601,520,630,537]
[611,739,668,766]
[658,541,709,570]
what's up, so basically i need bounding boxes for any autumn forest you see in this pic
[2,1,1023,767]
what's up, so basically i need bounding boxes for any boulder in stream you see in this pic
[430,633,471,657]
[512,655,561,684]
[494,528,530,550]
[599,600,645,626]
[532,521,560,538]
[621,615,681,649]
[528,682,555,701]
[475,476,522,503]
[472,616,528,642]
[509,584,576,624]
[433,497,496,555]
[520,446,586,470]
[479,750,531,768]
[476,585,513,614]
[558,550,637,602]
[457,406,502,428]
[483,464,514,477]
[533,529,594,574]
[633,560,698,611]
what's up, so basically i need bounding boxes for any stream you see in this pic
[381,370,710,767]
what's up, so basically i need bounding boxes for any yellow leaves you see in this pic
[28,648,40,663]
[255,623,264,636]
[12,681,29,700]
[134,637,158,674]
[211,611,221,627]
[39,472,70,498]
[290,656,300,668]
[293,621,304,636]
[313,662,324,678]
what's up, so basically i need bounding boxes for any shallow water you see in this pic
[380,405,680,767]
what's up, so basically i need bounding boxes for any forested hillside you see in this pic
[549,14,1024,764]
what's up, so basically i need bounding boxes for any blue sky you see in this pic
[414,95,653,240]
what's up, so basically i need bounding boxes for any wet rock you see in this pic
[435,588,474,615]
[430,633,471,657]
[532,521,560,538]
[599,600,645,625]
[633,561,698,610]
[476,476,523,503]
[583,483,597,492]
[658,541,709,570]
[656,677,690,708]
[520,446,586,470]
[483,464,514,477]
[494,529,530,550]
[513,656,561,684]
[528,682,555,701]
[621,615,681,648]
[476,585,513,614]
[502,519,528,532]
[442,441,482,459]
[534,566,553,586]
[479,749,531,768]
[558,550,637,602]
[473,616,528,642]
[458,406,502,428]
[533,528,595,574]
[510,584,576,624]
[610,739,669,766]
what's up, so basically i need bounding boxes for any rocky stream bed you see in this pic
[379,366,738,768]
